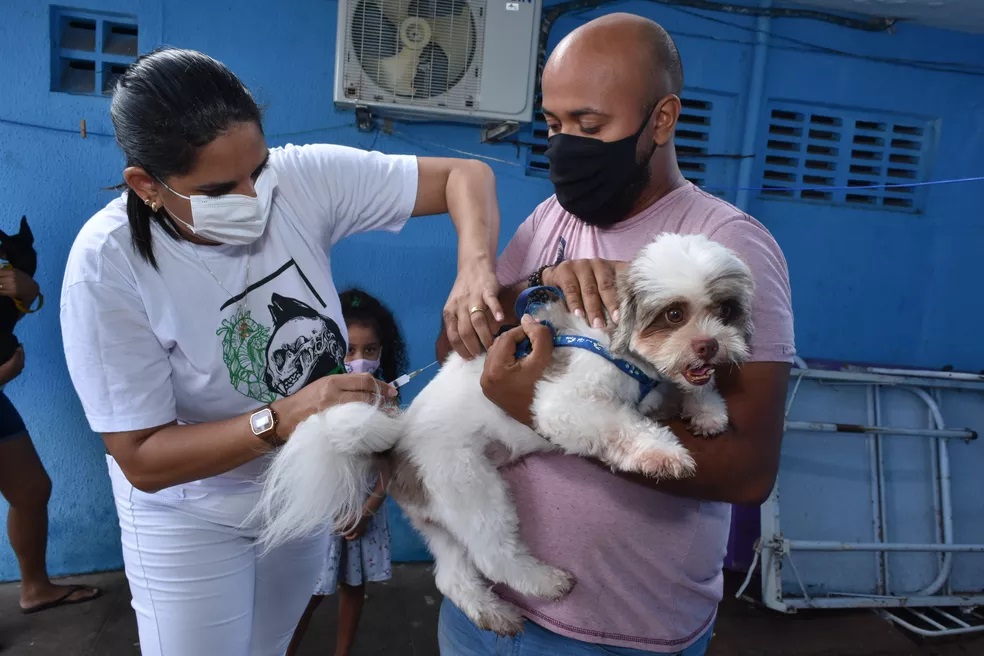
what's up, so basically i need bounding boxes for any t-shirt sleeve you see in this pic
[270,143,419,249]
[708,218,796,363]
[495,211,539,286]
[60,255,176,434]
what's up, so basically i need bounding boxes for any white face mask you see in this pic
[345,358,381,375]
[158,167,278,246]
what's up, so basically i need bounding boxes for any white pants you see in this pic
[107,456,328,656]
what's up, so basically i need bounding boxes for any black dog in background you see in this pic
[0,216,37,365]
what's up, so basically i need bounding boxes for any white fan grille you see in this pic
[341,0,486,111]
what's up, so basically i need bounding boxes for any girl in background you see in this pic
[287,288,408,656]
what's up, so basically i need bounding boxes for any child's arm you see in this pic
[363,469,388,515]
[342,468,388,541]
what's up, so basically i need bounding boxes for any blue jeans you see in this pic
[438,598,715,656]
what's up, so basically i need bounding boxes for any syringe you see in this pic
[389,360,440,389]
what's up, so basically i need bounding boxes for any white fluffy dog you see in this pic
[253,232,755,635]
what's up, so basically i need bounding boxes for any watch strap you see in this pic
[251,405,284,448]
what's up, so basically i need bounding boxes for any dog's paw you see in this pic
[473,599,525,636]
[513,564,576,600]
[638,444,696,479]
[688,410,729,437]
[540,567,576,601]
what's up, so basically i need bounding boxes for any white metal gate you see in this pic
[738,360,984,637]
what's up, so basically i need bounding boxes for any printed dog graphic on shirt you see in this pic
[253,233,757,635]
[214,258,346,404]
[263,294,346,397]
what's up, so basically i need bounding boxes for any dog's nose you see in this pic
[692,338,719,361]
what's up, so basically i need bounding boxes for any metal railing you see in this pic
[737,360,984,636]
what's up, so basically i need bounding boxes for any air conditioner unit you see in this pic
[333,0,542,125]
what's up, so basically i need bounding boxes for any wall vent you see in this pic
[760,103,934,212]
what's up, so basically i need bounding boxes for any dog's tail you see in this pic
[252,402,403,551]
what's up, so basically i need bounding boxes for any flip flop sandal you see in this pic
[20,585,102,615]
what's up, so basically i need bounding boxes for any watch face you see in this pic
[251,409,273,435]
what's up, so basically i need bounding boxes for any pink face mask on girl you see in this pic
[345,358,381,375]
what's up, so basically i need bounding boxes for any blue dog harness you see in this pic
[511,286,659,403]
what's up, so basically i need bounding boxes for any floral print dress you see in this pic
[313,491,393,596]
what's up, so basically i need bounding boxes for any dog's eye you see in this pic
[665,308,685,324]
[719,302,740,322]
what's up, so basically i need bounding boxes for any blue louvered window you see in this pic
[759,103,935,212]
[51,7,138,96]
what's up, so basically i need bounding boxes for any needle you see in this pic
[389,360,440,389]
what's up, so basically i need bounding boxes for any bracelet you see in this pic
[527,264,551,289]
[13,292,43,314]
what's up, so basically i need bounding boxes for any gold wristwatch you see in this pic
[250,405,283,447]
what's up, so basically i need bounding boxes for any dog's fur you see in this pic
[0,217,37,365]
[253,233,755,635]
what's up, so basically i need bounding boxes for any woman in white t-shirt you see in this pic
[59,47,504,656]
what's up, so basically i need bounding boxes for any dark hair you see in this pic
[110,47,263,267]
[339,288,408,384]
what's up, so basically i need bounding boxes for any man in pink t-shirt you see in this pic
[436,13,794,656]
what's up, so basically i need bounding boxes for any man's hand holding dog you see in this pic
[0,267,39,305]
[480,315,554,427]
[436,258,628,362]
[541,259,628,330]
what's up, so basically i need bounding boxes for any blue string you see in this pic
[707,175,984,193]
[2,114,982,197]
[0,117,114,137]
[0,116,358,139]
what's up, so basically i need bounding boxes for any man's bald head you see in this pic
[540,14,687,225]
[545,13,683,109]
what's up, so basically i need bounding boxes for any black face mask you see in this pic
[545,109,657,227]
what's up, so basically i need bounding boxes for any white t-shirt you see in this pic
[60,143,418,489]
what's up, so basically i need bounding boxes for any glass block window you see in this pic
[51,7,138,96]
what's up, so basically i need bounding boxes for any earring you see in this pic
[149,200,159,212]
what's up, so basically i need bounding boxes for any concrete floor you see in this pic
[0,565,982,655]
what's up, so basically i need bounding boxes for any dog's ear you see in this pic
[18,216,33,244]
[737,293,755,347]
[608,268,637,354]
[725,267,756,348]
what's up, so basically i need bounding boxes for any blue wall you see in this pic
[0,0,981,579]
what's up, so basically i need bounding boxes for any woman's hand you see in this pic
[0,267,39,304]
[480,315,554,426]
[271,373,397,441]
[541,259,628,330]
[443,259,504,360]
[0,346,25,386]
